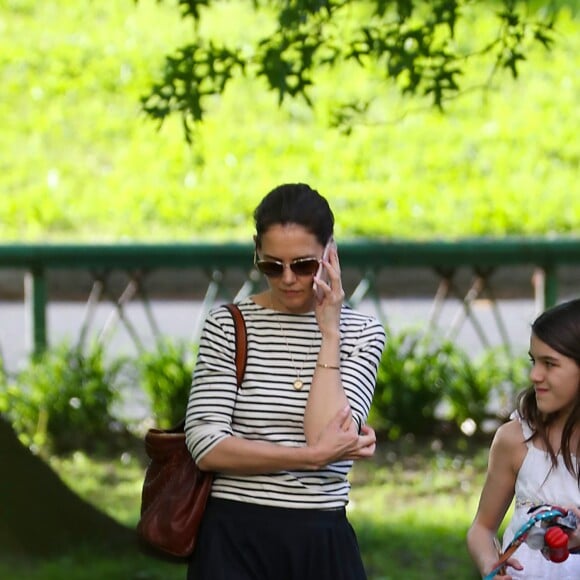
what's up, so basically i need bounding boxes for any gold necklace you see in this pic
[271,302,318,390]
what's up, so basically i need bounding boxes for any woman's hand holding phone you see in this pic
[313,237,334,302]
[313,237,344,335]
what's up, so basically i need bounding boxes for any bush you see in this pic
[137,338,197,429]
[0,341,128,455]
[443,347,529,432]
[369,328,528,439]
[1,329,529,452]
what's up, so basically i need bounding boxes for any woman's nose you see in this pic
[281,264,297,283]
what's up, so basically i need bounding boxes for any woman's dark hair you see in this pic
[253,183,334,249]
[517,298,580,483]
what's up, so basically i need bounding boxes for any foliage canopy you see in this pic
[0,1,578,241]
[142,0,563,140]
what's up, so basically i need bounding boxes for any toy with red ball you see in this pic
[543,526,570,563]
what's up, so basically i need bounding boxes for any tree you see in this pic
[139,0,563,141]
[0,416,135,558]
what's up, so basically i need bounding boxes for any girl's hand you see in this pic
[486,558,524,580]
[484,558,523,579]
[564,506,580,551]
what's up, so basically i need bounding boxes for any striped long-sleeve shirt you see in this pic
[185,297,386,509]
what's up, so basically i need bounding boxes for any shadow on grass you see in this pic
[0,548,186,580]
[0,520,482,580]
[0,433,490,579]
[356,516,481,580]
[0,521,482,580]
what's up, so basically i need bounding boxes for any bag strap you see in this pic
[224,303,247,389]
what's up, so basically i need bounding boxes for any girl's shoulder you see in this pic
[494,418,526,448]
[483,419,528,479]
[490,418,528,473]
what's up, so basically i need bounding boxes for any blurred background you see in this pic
[1,1,579,578]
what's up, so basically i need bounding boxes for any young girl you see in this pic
[467,298,580,579]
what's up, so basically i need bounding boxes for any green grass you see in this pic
[0,0,579,241]
[0,552,184,580]
[349,436,493,578]
[0,436,502,579]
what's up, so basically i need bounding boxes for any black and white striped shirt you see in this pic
[185,297,386,509]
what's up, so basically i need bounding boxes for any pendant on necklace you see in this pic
[293,379,304,391]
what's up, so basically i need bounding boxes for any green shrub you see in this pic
[137,338,197,429]
[0,328,530,451]
[369,328,528,439]
[0,341,127,455]
[443,347,529,431]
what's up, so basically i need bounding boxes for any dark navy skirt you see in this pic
[188,498,367,580]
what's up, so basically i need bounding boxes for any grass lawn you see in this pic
[0,435,497,579]
[1,1,578,241]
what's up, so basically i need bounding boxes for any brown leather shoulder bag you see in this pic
[136,303,247,559]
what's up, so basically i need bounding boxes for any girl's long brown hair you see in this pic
[517,298,580,485]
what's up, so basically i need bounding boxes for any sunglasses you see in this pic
[255,256,320,278]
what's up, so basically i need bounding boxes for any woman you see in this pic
[185,183,386,579]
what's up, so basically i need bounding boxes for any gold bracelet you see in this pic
[317,363,340,369]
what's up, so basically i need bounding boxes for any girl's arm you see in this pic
[467,420,526,578]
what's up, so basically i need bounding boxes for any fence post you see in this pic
[543,265,558,308]
[24,267,47,357]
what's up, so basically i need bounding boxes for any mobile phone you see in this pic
[313,237,334,301]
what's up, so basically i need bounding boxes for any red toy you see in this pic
[483,504,578,580]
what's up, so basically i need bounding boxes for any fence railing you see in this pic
[1,238,580,361]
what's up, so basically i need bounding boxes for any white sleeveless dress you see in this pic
[501,414,580,579]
